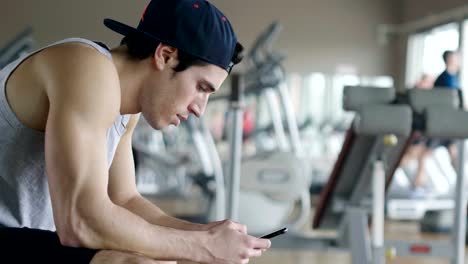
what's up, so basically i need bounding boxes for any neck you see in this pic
[110,46,150,115]
[447,65,458,75]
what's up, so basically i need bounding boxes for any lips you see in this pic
[177,114,188,121]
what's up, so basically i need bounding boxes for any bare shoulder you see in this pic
[36,41,121,125]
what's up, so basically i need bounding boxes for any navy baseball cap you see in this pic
[104,0,238,72]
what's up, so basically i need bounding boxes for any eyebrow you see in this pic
[200,79,217,93]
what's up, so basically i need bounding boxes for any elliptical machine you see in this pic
[223,21,312,234]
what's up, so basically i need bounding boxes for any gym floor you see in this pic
[178,222,467,264]
[148,195,468,264]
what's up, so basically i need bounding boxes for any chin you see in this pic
[143,120,163,130]
[149,122,165,130]
[142,113,164,130]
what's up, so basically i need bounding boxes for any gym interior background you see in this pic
[1,0,468,263]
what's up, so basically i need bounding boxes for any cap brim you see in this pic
[103,18,166,44]
[104,18,140,36]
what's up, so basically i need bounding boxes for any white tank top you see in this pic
[0,38,130,230]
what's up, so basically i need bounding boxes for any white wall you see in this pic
[217,0,401,75]
[2,0,465,81]
[0,0,400,76]
[0,0,144,50]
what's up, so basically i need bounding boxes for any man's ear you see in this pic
[153,43,178,70]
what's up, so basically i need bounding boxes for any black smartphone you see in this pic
[260,227,288,239]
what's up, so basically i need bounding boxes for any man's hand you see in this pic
[202,220,271,264]
[201,219,247,234]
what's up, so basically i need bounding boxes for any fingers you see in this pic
[239,248,262,264]
[251,237,271,250]
[247,248,263,258]
[237,223,247,234]
[223,219,247,234]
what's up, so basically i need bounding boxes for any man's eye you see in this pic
[197,86,206,92]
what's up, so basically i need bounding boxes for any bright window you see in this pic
[406,23,460,88]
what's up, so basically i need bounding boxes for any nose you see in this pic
[189,94,209,118]
[199,94,209,116]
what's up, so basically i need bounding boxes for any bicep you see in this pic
[45,103,113,233]
[42,47,121,228]
[45,105,110,193]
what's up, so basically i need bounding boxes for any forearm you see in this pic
[121,194,205,231]
[65,197,210,262]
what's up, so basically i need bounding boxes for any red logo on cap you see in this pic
[141,3,150,21]
[194,4,199,8]
[222,16,226,21]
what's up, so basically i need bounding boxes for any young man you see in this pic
[426,50,462,168]
[0,0,271,263]
[434,50,460,89]
[408,50,462,196]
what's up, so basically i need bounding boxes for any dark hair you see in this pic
[442,50,455,63]
[121,33,244,73]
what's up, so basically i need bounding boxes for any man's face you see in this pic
[447,52,460,70]
[141,62,228,130]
